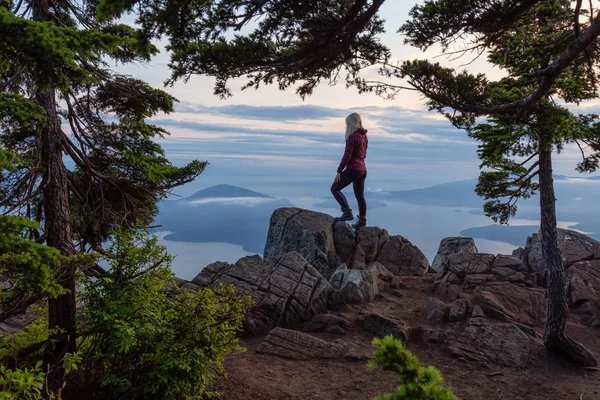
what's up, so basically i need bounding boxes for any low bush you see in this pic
[370,335,458,400]
[74,230,249,399]
[0,229,248,400]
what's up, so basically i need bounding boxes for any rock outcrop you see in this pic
[264,208,342,279]
[566,260,600,328]
[429,236,547,327]
[431,237,478,273]
[472,282,546,326]
[329,264,379,304]
[357,313,407,342]
[180,208,600,375]
[302,314,349,333]
[567,260,600,304]
[264,208,430,279]
[256,328,344,360]
[448,323,539,367]
[448,298,471,322]
[514,229,600,285]
[427,297,449,323]
[432,244,533,303]
[434,252,527,293]
[354,227,430,275]
[192,252,335,335]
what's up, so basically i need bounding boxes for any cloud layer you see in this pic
[149,101,599,201]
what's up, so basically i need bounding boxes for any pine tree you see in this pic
[384,0,600,367]
[0,0,205,389]
[109,0,600,105]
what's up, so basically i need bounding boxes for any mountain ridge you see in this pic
[180,184,273,201]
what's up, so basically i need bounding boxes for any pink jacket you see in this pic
[337,128,368,173]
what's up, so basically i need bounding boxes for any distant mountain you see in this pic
[378,175,600,210]
[460,225,540,247]
[155,185,292,253]
[379,179,482,208]
[182,184,273,201]
[461,224,600,245]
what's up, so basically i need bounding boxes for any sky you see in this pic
[115,0,600,196]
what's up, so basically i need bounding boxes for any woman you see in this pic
[331,112,368,229]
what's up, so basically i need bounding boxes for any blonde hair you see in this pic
[345,112,364,141]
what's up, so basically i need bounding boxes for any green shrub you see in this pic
[0,216,69,321]
[0,363,45,400]
[0,310,48,363]
[76,230,249,399]
[370,336,458,400]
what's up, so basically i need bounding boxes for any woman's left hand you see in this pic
[334,173,341,183]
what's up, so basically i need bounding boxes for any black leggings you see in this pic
[330,169,367,217]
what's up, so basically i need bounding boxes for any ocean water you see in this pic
[156,232,252,280]
[158,199,533,279]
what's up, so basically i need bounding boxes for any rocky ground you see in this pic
[211,277,599,399]
[185,207,600,399]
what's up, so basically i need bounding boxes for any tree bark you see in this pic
[538,133,597,367]
[31,0,78,393]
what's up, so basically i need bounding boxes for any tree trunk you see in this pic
[37,87,78,394]
[538,133,597,367]
[31,0,78,393]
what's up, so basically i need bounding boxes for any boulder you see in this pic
[468,317,485,327]
[349,244,367,270]
[433,249,530,300]
[368,261,394,281]
[448,253,496,277]
[408,326,434,345]
[427,297,449,323]
[256,328,344,360]
[433,252,494,295]
[368,262,395,292]
[448,298,471,322]
[162,277,200,295]
[192,252,335,336]
[333,221,355,263]
[0,313,36,336]
[432,237,478,273]
[566,260,600,305]
[517,229,600,285]
[472,282,546,326]
[352,227,389,267]
[576,301,600,327]
[303,314,349,333]
[264,208,430,278]
[471,305,485,319]
[329,264,379,304]
[264,208,339,279]
[325,325,347,335]
[190,261,229,287]
[468,305,486,326]
[448,323,539,367]
[472,289,514,323]
[493,255,524,271]
[565,260,600,327]
[375,235,430,276]
[436,284,462,302]
[357,313,407,342]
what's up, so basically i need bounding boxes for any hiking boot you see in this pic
[352,216,366,229]
[335,207,354,221]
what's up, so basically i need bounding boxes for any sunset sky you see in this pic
[115,1,600,194]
